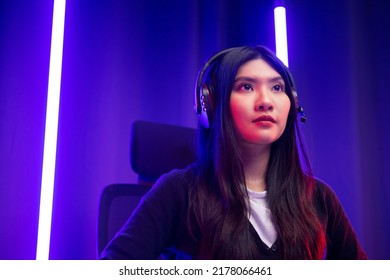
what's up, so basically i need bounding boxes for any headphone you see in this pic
[194,47,307,129]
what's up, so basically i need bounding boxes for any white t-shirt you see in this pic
[246,188,277,248]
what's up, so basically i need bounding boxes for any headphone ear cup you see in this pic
[198,84,213,128]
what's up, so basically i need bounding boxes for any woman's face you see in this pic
[229,58,291,147]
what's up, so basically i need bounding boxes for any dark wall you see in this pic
[0,0,388,259]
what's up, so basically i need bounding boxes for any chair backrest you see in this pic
[130,120,197,185]
[97,184,150,257]
[97,120,197,258]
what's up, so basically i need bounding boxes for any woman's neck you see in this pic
[240,143,271,192]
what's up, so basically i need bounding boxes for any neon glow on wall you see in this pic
[274,1,289,66]
[36,0,67,260]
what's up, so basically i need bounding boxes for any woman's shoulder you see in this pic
[312,177,344,214]
[147,164,197,196]
[154,164,196,185]
[313,178,338,198]
[312,178,368,259]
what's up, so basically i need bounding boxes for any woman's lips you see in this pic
[253,115,276,123]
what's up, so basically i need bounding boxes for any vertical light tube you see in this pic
[274,1,289,66]
[36,0,66,260]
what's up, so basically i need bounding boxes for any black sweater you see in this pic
[100,166,367,260]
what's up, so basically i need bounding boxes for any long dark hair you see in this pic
[188,45,326,259]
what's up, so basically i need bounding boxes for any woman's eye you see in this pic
[272,84,284,92]
[239,84,253,91]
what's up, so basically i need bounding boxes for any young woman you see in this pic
[100,45,367,260]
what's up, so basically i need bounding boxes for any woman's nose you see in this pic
[255,89,273,111]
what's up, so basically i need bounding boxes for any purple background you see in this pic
[0,0,389,260]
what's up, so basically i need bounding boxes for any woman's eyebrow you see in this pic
[234,76,284,84]
[268,76,285,84]
[233,76,258,84]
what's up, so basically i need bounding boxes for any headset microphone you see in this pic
[297,106,307,123]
